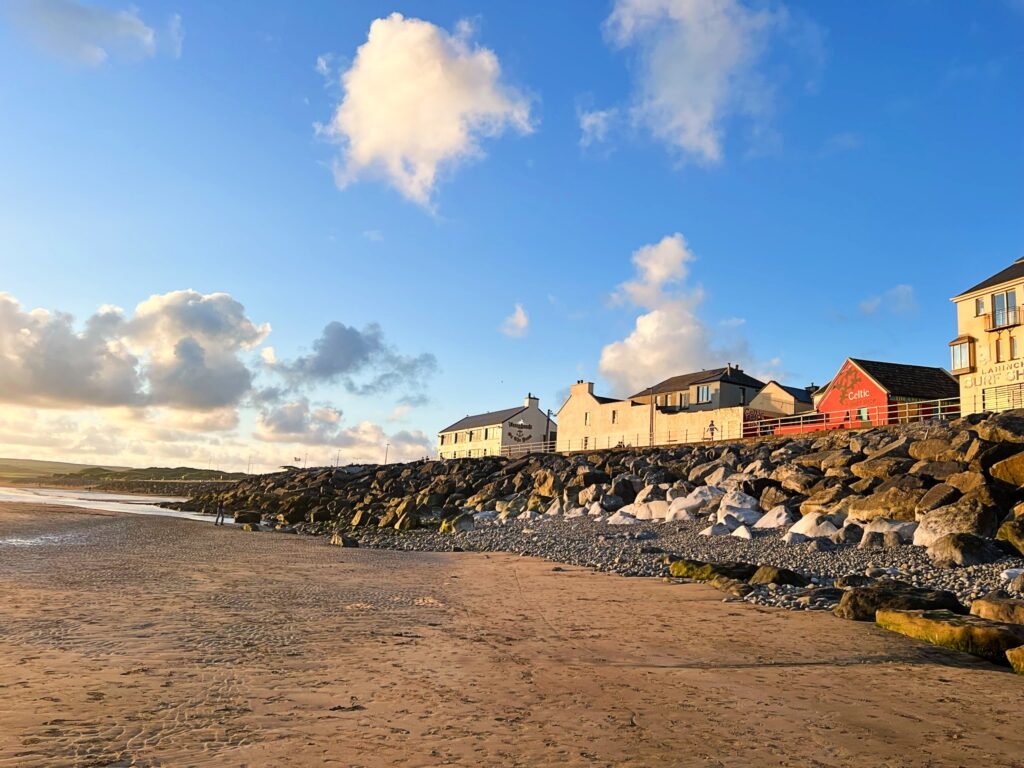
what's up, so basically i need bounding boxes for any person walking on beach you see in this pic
[214,502,226,526]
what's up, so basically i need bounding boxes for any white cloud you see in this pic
[255,397,432,462]
[315,53,332,77]
[5,0,182,66]
[500,303,529,337]
[362,229,384,242]
[271,320,437,396]
[598,234,757,396]
[319,12,533,207]
[0,290,267,411]
[859,284,916,316]
[579,107,618,147]
[603,0,821,163]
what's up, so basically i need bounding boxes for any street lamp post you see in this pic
[384,442,390,465]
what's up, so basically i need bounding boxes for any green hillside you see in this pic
[0,457,129,482]
[0,458,246,484]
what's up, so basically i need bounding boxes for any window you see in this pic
[696,385,711,403]
[584,412,590,426]
[1013,336,1020,360]
[611,410,618,424]
[666,394,673,406]
[655,395,662,406]
[440,434,447,446]
[996,339,1003,363]
[857,407,869,422]
[975,298,985,316]
[680,393,689,407]
[453,432,458,444]
[950,339,972,372]
[992,289,1018,327]
[468,430,475,442]
[583,437,589,450]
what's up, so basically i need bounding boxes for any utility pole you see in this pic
[543,409,552,451]
[648,385,655,447]
[335,449,341,468]
[384,442,390,465]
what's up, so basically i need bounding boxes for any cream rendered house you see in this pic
[950,257,1024,414]
[749,381,815,415]
[438,395,556,459]
[556,366,783,452]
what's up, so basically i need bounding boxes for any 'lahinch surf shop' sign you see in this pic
[961,360,1024,390]
[507,419,533,443]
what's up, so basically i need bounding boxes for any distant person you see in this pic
[214,502,226,526]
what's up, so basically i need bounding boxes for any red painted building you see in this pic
[813,358,959,429]
[748,358,960,437]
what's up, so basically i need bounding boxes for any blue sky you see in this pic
[0,0,1022,470]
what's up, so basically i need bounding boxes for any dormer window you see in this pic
[950,337,974,374]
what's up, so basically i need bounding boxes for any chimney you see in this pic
[524,392,540,409]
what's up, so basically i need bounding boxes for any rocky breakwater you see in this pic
[173,410,1024,671]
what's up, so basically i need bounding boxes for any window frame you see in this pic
[696,385,712,404]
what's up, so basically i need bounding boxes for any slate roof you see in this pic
[440,406,526,434]
[850,358,959,401]
[631,367,766,398]
[954,257,1024,298]
[772,382,814,404]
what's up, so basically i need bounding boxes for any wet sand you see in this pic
[0,504,1022,768]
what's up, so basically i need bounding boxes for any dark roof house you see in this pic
[953,256,1024,298]
[630,365,765,399]
[849,358,960,401]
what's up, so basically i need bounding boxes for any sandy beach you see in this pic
[0,504,1022,768]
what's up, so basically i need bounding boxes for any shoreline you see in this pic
[1,503,1022,767]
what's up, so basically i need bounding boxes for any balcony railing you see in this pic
[985,306,1021,331]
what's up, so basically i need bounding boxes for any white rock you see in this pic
[731,524,752,540]
[704,466,734,486]
[720,512,744,531]
[565,507,585,519]
[607,510,640,525]
[720,489,761,511]
[782,530,809,545]
[545,500,562,516]
[664,499,700,522]
[717,505,762,526]
[788,512,839,538]
[863,518,918,543]
[632,503,654,520]
[753,505,796,529]
[588,501,604,517]
[699,522,732,537]
[522,510,541,521]
[473,510,497,523]
[645,500,669,520]
[1000,568,1024,582]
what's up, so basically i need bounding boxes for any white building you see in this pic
[438,394,556,459]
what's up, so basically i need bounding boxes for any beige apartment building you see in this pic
[438,394,556,459]
[556,366,808,452]
[950,257,1024,414]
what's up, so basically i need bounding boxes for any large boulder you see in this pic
[912,495,1001,548]
[799,485,848,517]
[996,519,1024,556]
[850,456,913,480]
[971,591,1024,624]
[909,460,963,482]
[533,469,562,498]
[748,564,809,587]
[788,512,839,539]
[915,483,961,515]
[771,464,820,495]
[909,438,954,461]
[975,410,1024,444]
[989,451,1024,486]
[863,518,917,543]
[833,580,965,621]
[876,609,1024,665]
[1008,645,1024,674]
[668,559,757,581]
[233,510,262,525]
[753,505,797,529]
[439,513,475,533]
[847,484,926,522]
[928,533,1006,568]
